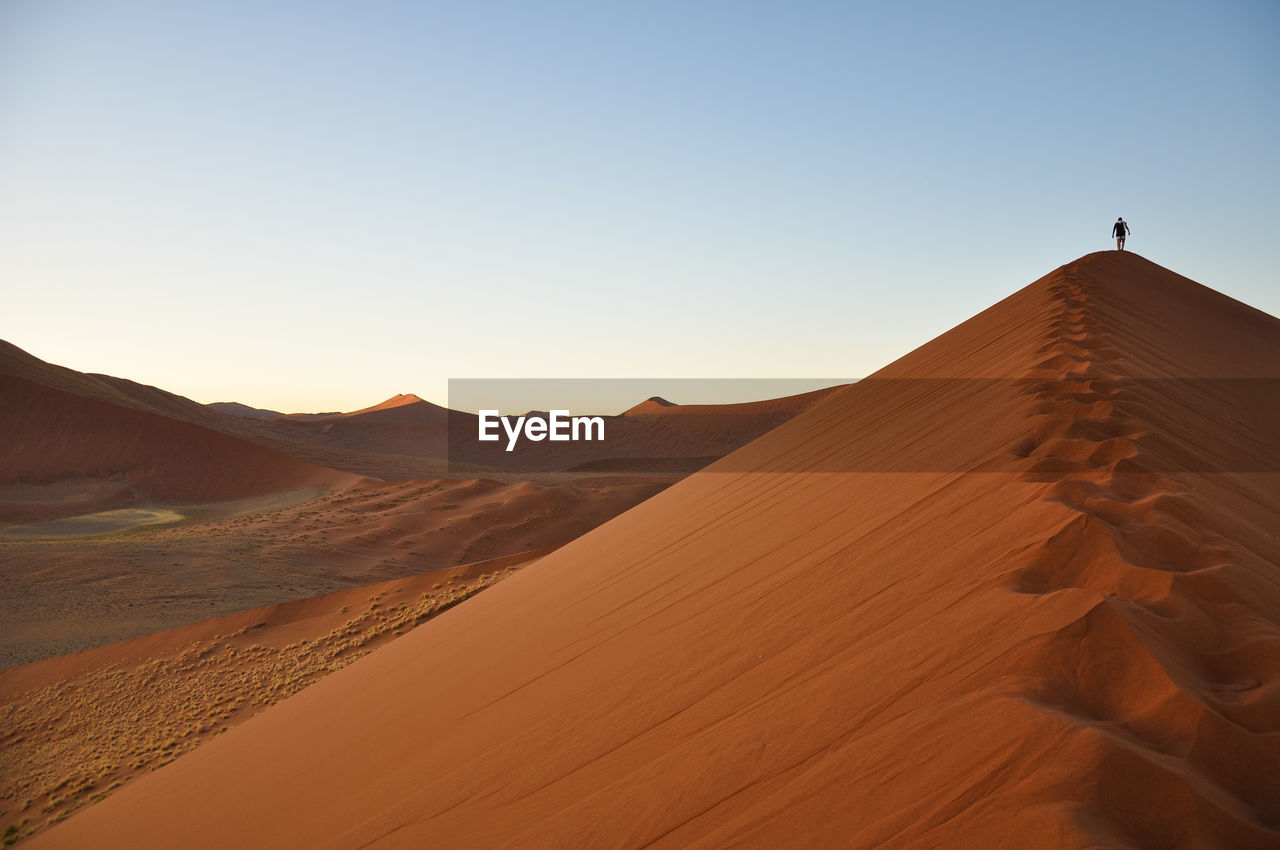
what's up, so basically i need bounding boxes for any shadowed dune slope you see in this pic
[33,252,1280,848]
[206,401,285,420]
[0,340,264,437]
[0,375,356,520]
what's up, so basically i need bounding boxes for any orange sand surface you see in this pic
[22,253,1280,847]
[0,548,548,844]
[0,374,357,524]
[0,476,670,668]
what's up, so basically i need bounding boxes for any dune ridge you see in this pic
[993,260,1280,846]
[623,386,840,418]
[0,374,356,522]
[27,253,1280,848]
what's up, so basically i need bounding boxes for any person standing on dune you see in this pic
[1112,217,1130,250]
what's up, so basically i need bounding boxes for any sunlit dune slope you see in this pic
[0,548,550,843]
[0,475,672,668]
[32,252,1280,849]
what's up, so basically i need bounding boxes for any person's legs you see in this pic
[1117,237,1125,250]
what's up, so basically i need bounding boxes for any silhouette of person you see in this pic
[1112,217,1130,250]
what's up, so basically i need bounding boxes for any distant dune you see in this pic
[203,386,841,476]
[621,395,677,415]
[338,393,432,419]
[0,340,250,434]
[0,374,356,522]
[453,385,846,473]
[622,386,839,418]
[2,339,838,487]
[0,341,419,480]
[211,394,436,423]
[28,252,1280,848]
[261,394,433,422]
[207,401,286,420]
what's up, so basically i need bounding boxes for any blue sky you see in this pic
[2,0,1276,411]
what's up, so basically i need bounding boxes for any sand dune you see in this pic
[622,395,677,415]
[0,343,445,481]
[206,401,286,420]
[2,343,834,483]
[27,253,1280,848]
[337,393,440,420]
[0,548,550,844]
[0,475,671,668]
[0,374,356,522]
[0,341,212,426]
[212,395,444,423]
[622,386,840,418]
[228,387,840,476]
[206,387,835,477]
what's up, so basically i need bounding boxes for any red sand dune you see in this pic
[205,388,834,477]
[622,395,678,415]
[0,547,554,843]
[339,393,434,418]
[0,375,356,522]
[30,253,1280,848]
[0,474,673,668]
[251,387,839,475]
[622,387,840,418]
[0,341,436,481]
[268,393,441,423]
[206,401,286,420]
[2,546,552,698]
[0,340,279,440]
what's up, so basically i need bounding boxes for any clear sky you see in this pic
[2,0,1277,412]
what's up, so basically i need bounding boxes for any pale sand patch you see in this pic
[0,508,184,539]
